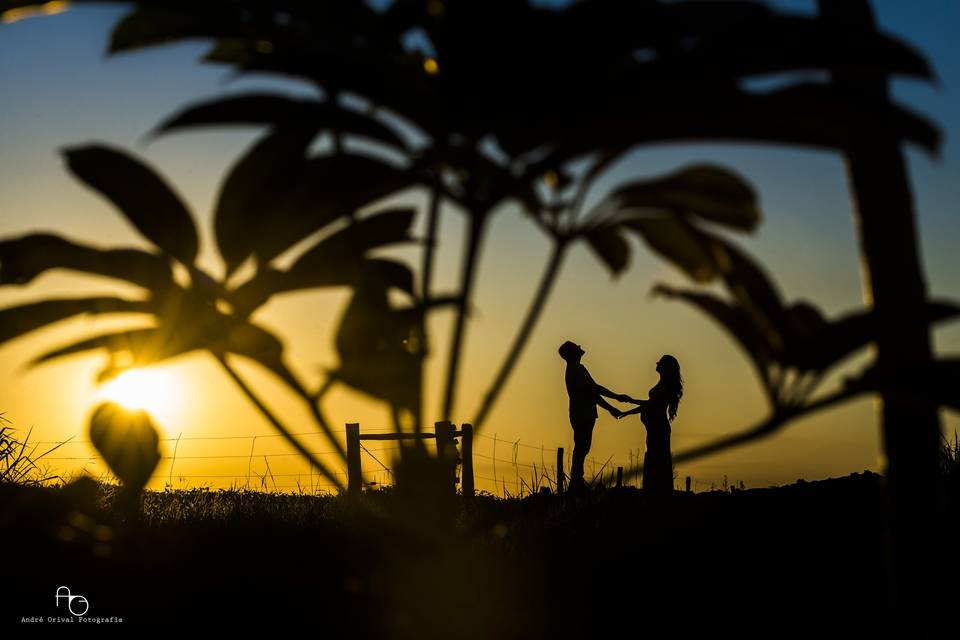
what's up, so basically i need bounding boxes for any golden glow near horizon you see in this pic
[1,1,70,25]
[96,368,183,432]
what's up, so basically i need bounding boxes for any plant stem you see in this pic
[303,377,347,460]
[216,354,345,492]
[472,238,568,430]
[421,184,443,306]
[441,210,489,421]
[416,185,443,432]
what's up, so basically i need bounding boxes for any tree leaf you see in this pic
[227,208,415,314]
[611,164,760,231]
[652,283,775,387]
[215,319,303,392]
[287,208,415,278]
[698,231,788,352]
[583,224,630,276]
[255,155,417,263]
[154,93,410,152]
[88,402,161,492]
[785,300,960,373]
[0,297,153,347]
[634,12,933,82]
[110,5,256,54]
[214,127,319,276]
[622,216,719,283]
[333,284,423,411]
[30,328,192,370]
[63,145,199,265]
[0,234,174,292]
[27,305,297,392]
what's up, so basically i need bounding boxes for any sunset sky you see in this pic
[1,0,958,493]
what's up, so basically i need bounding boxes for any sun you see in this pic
[97,368,183,428]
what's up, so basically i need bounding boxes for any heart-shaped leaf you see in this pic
[88,402,161,492]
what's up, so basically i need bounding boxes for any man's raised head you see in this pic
[558,341,584,362]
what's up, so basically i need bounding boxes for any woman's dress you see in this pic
[640,383,673,495]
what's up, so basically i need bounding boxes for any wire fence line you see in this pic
[28,426,402,445]
[35,427,764,496]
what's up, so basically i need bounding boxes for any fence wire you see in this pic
[34,427,763,496]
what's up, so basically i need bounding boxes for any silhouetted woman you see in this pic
[619,355,683,496]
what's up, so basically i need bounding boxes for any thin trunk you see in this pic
[846,141,942,619]
[216,354,345,492]
[441,211,489,421]
[421,186,443,306]
[417,186,443,432]
[820,0,943,621]
[473,239,568,430]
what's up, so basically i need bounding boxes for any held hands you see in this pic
[608,407,623,419]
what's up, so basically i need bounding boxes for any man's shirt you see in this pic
[565,362,599,423]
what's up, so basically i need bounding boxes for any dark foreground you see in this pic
[3,472,956,636]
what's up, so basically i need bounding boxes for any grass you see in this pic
[3,467,957,634]
[941,428,960,484]
[0,413,67,486]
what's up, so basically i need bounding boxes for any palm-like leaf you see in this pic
[611,165,760,231]
[230,208,417,315]
[154,93,411,153]
[84,0,939,157]
[0,297,153,346]
[651,284,775,387]
[215,128,417,277]
[64,145,200,265]
[333,270,424,413]
[568,164,761,279]
[214,126,320,275]
[654,256,960,408]
[0,234,174,291]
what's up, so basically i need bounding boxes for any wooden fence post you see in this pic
[616,466,623,488]
[434,420,456,495]
[346,423,361,496]
[461,423,474,500]
[556,447,565,495]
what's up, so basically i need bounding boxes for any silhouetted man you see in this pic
[559,341,627,491]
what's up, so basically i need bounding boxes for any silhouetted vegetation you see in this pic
[1,0,958,628]
[0,413,64,486]
[5,471,953,633]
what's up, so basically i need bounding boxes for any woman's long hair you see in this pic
[659,355,683,422]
